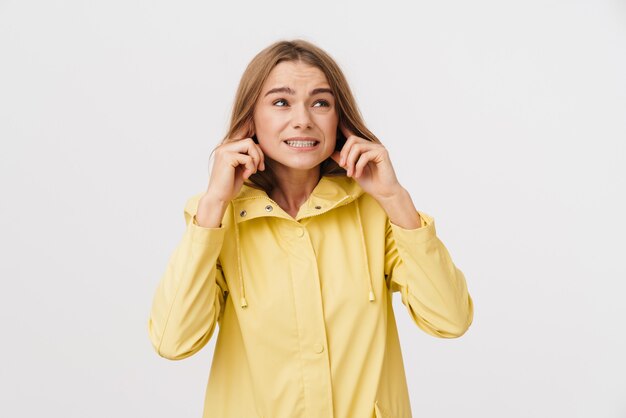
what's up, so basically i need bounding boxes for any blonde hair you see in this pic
[212,39,381,193]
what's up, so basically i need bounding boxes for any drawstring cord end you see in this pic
[240,296,248,308]
[355,201,376,303]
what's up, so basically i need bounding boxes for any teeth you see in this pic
[286,140,317,147]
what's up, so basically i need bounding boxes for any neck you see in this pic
[269,164,322,216]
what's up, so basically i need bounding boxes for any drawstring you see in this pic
[355,201,375,302]
[233,206,248,308]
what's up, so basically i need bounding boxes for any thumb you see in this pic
[330,150,341,165]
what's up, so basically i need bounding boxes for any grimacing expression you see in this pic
[253,61,338,171]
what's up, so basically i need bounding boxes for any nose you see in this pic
[291,102,313,129]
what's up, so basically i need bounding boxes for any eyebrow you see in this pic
[263,86,334,97]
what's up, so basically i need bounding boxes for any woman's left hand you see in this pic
[330,125,403,200]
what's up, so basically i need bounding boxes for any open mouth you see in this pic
[284,139,320,148]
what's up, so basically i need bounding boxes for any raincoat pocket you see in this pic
[374,400,395,418]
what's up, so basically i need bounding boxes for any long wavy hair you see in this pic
[211,39,381,193]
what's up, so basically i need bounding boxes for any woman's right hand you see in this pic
[195,128,265,227]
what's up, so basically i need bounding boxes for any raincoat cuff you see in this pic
[389,210,436,245]
[188,214,226,244]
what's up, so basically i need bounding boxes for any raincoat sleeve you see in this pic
[148,193,229,360]
[384,211,474,338]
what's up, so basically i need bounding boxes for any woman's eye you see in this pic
[272,99,330,107]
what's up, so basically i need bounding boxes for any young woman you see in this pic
[148,39,474,418]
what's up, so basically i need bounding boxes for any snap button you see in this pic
[296,227,305,237]
[265,205,273,212]
[239,210,247,217]
[314,205,322,210]
[313,343,324,353]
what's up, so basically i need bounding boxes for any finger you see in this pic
[339,135,358,167]
[232,154,256,179]
[354,150,377,178]
[330,150,341,165]
[247,126,264,171]
[345,143,367,177]
[228,138,261,171]
[243,139,263,171]
[246,140,265,171]
[255,143,266,171]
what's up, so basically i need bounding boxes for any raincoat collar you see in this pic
[232,175,365,223]
[230,175,375,308]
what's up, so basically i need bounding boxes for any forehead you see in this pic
[262,61,329,90]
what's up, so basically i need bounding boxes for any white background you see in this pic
[1,0,625,417]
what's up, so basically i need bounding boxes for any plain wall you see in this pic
[1,0,624,416]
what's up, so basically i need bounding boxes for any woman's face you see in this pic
[253,60,338,174]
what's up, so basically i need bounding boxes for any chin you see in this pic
[275,157,326,171]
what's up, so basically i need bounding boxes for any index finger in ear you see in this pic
[254,143,265,170]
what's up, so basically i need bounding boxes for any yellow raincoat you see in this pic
[148,174,474,418]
